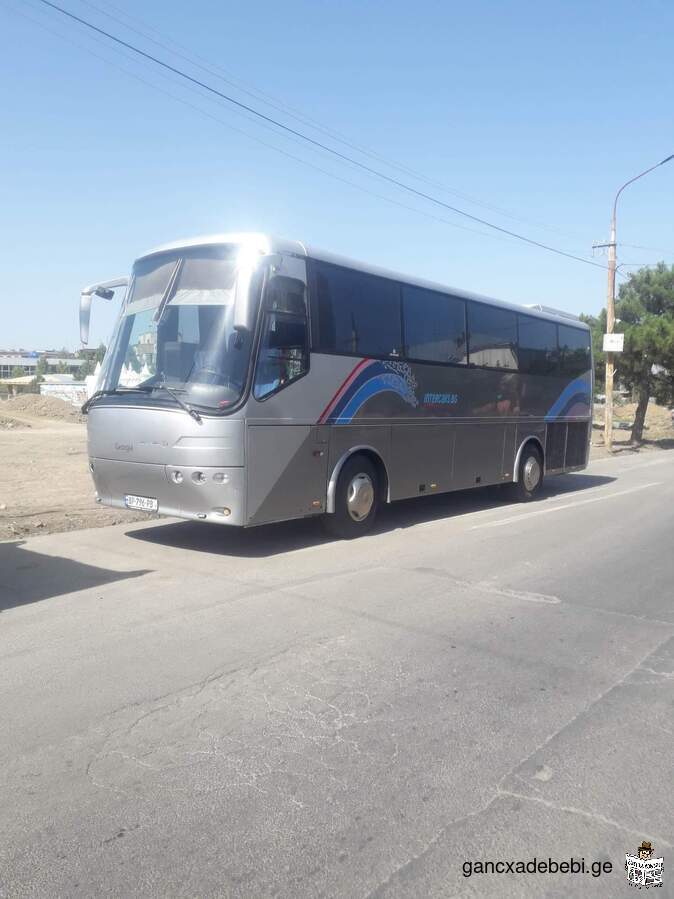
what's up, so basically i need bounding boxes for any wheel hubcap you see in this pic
[346,473,375,521]
[523,456,541,492]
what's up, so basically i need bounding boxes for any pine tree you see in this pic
[615,263,674,443]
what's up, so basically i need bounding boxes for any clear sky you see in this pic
[1,0,673,350]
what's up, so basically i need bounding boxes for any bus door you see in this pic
[245,273,329,525]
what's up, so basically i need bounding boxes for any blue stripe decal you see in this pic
[325,361,419,424]
[545,375,591,421]
[331,373,412,423]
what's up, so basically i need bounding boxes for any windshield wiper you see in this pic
[83,380,202,423]
[81,387,146,414]
[151,377,202,423]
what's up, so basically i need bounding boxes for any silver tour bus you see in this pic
[80,233,593,538]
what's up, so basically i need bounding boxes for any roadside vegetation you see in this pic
[583,263,674,444]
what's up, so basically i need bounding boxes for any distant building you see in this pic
[0,355,38,378]
[0,351,88,378]
[42,374,76,384]
[0,375,38,397]
[42,353,88,374]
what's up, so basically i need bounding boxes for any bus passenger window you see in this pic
[559,325,591,377]
[402,286,467,364]
[254,305,308,400]
[518,315,558,375]
[467,303,518,369]
[310,260,402,358]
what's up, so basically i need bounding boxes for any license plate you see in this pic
[124,494,158,512]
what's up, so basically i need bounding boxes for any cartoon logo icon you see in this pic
[625,841,664,889]
[639,842,654,861]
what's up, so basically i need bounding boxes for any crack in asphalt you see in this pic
[82,632,382,800]
[83,637,330,791]
[496,789,673,848]
[362,631,674,897]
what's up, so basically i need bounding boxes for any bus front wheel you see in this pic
[512,445,544,502]
[323,454,380,539]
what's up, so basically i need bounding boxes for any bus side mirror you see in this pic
[80,291,94,346]
[233,253,282,332]
[79,277,129,344]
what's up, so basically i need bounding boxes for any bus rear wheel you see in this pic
[512,445,544,502]
[323,454,380,539]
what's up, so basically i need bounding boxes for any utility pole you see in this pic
[604,215,617,451]
[598,154,674,452]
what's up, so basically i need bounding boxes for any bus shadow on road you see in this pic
[126,472,616,559]
[0,541,151,612]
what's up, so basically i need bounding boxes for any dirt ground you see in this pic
[0,397,148,542]
[2,393,86,423]
[0,416,31,431]
[590,400,674,459]
[1,395,672,541]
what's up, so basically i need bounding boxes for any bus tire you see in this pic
[512,444,544,502]
[323,454,380,539]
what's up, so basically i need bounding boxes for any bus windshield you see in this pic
[99,246,254,411]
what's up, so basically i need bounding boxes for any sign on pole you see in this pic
[603,333,625,352]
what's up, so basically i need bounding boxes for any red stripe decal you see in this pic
[318,358,371,423]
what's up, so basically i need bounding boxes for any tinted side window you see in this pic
[559,325,591,377]
[402,286,467,364]
[254,279,308,400]
[467,303,518,369]
[518,315,558,375]
[265,276,306,314]
[311,261,402,357]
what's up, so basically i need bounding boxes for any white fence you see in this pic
[40,382,88,407]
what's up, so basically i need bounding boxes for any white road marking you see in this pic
[588,454,673,471]
[471,482,663,530]
[414,483,606,530]
[474,582,560,604]
[413,567,560,604]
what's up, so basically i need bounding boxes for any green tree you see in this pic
[95,343,107,363]
[35,356,48,380]
[614,263,674,443]
[579,311,606,394]
[10,366,25,379]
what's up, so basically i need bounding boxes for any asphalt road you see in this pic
[1,452,672,898]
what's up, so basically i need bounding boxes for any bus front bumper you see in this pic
[90,458,246,526]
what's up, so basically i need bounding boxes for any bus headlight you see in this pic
[192,471,207,484]
[170,470,183,484]
[213,472,230,484]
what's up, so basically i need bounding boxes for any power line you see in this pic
[618,242,673,255]
[617,262,664,268]
[6,0,518,247]
[74,0,590,242]
[33,0,609,274]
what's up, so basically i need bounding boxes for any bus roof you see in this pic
[138,232,589,330]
